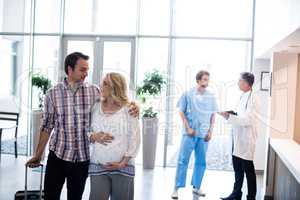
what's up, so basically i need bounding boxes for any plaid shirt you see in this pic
[40,78,100,162]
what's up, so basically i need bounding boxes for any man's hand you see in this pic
[204,130,212,142]
[91,132,114,145]
[26,131,49,168]
[26,156,42,168]
[187,127,196,136]
[218,111,230,120]
[128,101,139,118]
[104,161,127,170]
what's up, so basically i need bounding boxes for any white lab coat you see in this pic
[227,90,261,161]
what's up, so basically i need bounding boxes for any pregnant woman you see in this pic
[88,72,140,200]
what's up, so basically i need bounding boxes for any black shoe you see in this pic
[220,196,241,200]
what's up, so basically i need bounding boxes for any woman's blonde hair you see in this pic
[105,72,129,106]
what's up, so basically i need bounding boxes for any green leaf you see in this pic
[32,74,52,109]
[137,69,166,118]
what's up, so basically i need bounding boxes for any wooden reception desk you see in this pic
[264,139,300,200]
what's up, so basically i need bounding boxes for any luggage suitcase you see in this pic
[14,164,45,200]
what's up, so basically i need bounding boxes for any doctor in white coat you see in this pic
[219,72,260,200]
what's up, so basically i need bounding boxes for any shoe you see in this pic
[220,196,241,200]
[171,189,178,199]
[192,188,206,197]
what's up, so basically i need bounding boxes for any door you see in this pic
[62,36,135,89]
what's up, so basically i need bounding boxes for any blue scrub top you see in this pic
[177,87,218,138]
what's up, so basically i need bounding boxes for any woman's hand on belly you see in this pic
[103,156,130,170]
[90,132,114,145]
[104,161,126,170]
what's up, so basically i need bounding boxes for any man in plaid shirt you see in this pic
[26,52,139,200]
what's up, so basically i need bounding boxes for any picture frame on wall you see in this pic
[260,71,271,91]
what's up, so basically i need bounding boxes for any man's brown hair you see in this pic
[196,70,210,82]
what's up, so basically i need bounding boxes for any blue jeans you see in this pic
[175,135,208,189]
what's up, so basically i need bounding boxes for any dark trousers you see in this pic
[44,151,89,200]
[230,155,257,200]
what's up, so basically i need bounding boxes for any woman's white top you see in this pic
[88,102,140,165]
[227,90,261,161]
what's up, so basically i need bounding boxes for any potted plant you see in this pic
[31,74,52,157]
[136,70,166,169]
[32,74,52,110]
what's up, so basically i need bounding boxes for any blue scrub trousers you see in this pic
[175,135,208,189]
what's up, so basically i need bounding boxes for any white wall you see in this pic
[252,58,271,170]
[255,0,300,57]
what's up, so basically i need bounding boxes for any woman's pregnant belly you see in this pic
[90,137,127,165]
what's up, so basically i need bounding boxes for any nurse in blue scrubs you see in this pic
[171,70,218,199]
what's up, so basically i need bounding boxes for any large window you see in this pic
[138,0,170,36]
[32,36,60,109]
[0,0,255,165]
[167,39,251,169]
[174,0,253,38]
[136,38,169,166]
[0,37,16,96]
[0,0,31,33]
[95,0,138,34]
[0,35,31,156]
[64,0,138,34]
[34,0,61,33]
[64,0,93,33]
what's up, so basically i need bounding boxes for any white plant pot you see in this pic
[31,110,45,160]
[142,117,159,169]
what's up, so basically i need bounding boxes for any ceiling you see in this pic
[259,27,300,58]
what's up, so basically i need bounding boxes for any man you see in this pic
[171,70,218,199]
[219,72,260,200]
[26,52,139,200]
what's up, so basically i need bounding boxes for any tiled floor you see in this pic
[2,135,234,171]
[0,154,263,200]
